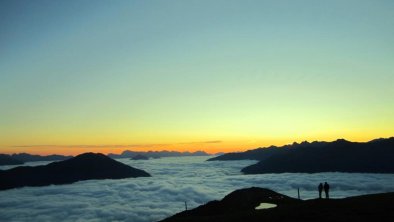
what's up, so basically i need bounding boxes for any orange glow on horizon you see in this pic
[1,134,392,156]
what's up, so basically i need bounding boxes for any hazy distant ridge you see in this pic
[0,150,210,166]
[0,154,24,166]
[108,150,209,159]
[0,153,72,165]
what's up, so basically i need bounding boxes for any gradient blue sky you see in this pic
[1,0,393,154]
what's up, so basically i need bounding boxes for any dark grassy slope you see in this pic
[0,153,150,191]
[160,187,394,222]
[242,138,394,174]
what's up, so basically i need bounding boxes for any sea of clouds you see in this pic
[1,156,394,222]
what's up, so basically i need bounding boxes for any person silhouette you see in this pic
[323,182,330,199]
[318,183,323,199]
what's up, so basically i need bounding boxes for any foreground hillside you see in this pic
[0,153,150,190]
[160,187,394,222]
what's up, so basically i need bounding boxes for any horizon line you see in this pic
[3,136,393,156]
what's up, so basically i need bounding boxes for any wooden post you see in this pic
[185,201,187,211]
[297,188,300,199]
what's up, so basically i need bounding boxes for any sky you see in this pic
[1,0,393,155]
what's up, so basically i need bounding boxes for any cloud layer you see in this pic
[1,157,394,222]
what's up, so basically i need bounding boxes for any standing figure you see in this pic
[318,183,323,199]
[323,182,330,199]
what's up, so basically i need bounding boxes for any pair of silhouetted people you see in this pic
[318,182,330,199]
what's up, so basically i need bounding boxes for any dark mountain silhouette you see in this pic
[208,146,291,161]
[207,141,329,161]
[109,150,209,159]
[0,152,150,191]
[11,153,72,162]
[207,137,394,173]
[160,187,394,222]
[131,154,149,160]
[0,154,24,166]
[242,138,394,174]
[0,153,73,165]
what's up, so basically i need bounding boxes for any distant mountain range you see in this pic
[0,153,72,166]
[0,153,150,190]
[11,153,72,162]
[108,150,210,159]
[208,145,291,161]
[0,154,24,166]
[131,154,150,160]
[0,150,211,166]
[209,137,394,174]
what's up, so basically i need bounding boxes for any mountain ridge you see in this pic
[109,150,210,159]
[242,137,394,174]
[208,137,394,174]
[0,152,150,191]
[0,154,24,166]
